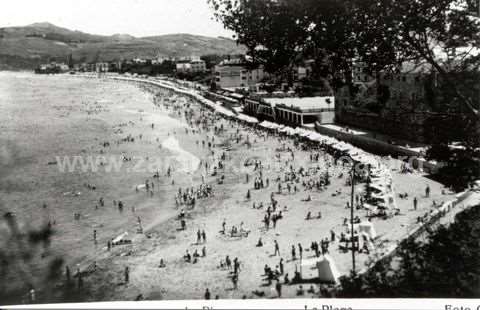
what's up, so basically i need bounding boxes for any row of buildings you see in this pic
[34,62,70,74]
[36,55,208,74]
[210,56,479,144]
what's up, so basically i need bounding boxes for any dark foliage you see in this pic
[0,212,66,304]
[338,204,480,297]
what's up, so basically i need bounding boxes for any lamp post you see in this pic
[350,161,356,275]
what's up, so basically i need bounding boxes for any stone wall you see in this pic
[336,109,426,143]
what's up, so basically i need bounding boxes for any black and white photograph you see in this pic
[0,0,479,308]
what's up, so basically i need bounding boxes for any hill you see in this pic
[0,22,245,70]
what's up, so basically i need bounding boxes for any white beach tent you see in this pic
[300,255,341,284]
[270,122,280,129]
[237,113,258,124]
[259,121,271,129]
[307,132,323,141]
[284,127,296,135]
[112,232,129,244]
[317,255,341,284]
[358,221,377,239]
[358,231,376,252]
[371,192,387,201]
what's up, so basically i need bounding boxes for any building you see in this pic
[34,62,69,74]
[108,61,122,72]
[190,60,206,72]
[176,60,206,73]
[214,58,267,89]
[334,62,445,142]
[293,59,314,81]
[352,62,375,83]
[95,62,109,73]
[244,96,335,126]
[132,58,147,64]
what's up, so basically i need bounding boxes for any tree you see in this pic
[0,212,68,304]
[351,0,480,146]
[208,0,310,75]
[209,0,480,188]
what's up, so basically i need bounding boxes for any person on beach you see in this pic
[275,280,282,297]
[124,266,129,284]
[159,259,166,268]
[232,273,238,290]
[274,240,280,256]
[256,238,263,247]
[65,266,71,283]
[233,257,241,275]
[77,273,83,289]
[221,219,226,234]
[225,255,232,269]
[184,250,191,262]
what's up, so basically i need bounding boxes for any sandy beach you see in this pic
[0,72,457,303]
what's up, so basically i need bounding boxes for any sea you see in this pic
[0,71,200,302]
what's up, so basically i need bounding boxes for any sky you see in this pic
[0,0,234,38]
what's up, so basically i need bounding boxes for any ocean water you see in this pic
[0,72,199,300]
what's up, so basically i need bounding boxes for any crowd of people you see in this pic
[52,80,448,302]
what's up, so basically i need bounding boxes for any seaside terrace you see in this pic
[244,96,335,127]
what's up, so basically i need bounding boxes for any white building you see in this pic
[245,96,335,126]
[176,60,206,73]
[95,62,109,72]
[214,58,267,89]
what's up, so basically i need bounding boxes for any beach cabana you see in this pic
[317,255,341,284]
[300,255,341,284]
[284,127,296,135]
[237,113,258,124]
[357,221,377,239]
[307,132,323,141]
[259,121,271,129]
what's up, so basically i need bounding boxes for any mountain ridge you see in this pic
[0,22,245,70]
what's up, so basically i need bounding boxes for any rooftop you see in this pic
[263,96,335,112]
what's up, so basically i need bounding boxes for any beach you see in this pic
[0,72,457,303]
